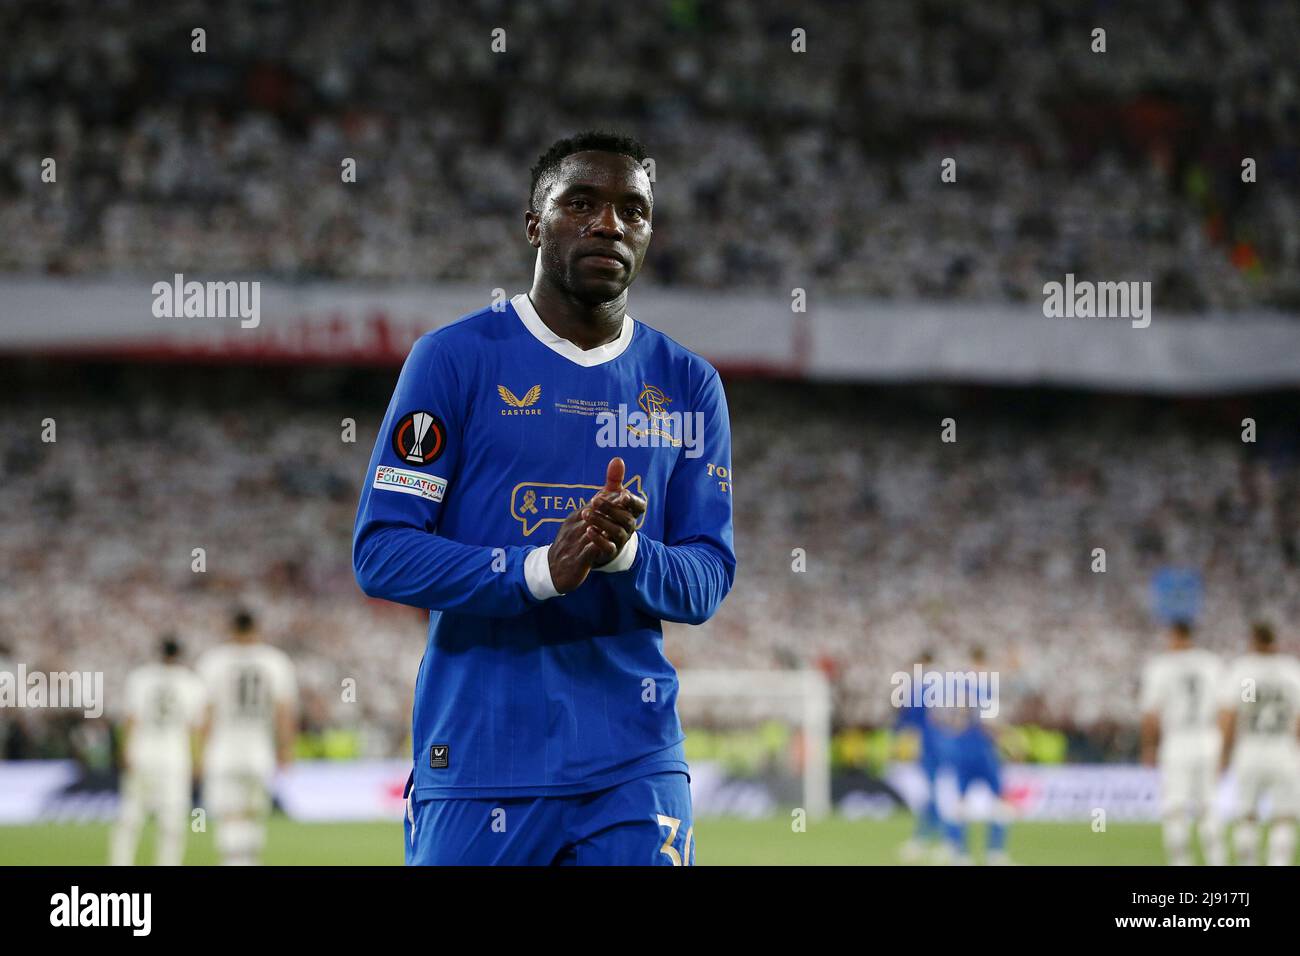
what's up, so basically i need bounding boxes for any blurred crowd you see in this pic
[685,382,1300,760]
[1,0,1298,312]
[3,374,1297,762]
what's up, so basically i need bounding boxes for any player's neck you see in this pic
[526,280,626,351]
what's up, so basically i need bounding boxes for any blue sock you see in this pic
[917,798,940,839]
[988,822,1007,852]
[945,821,967,852]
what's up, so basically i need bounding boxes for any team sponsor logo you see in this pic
[595,382,706,458]
[510,476,647,536]
[391,410,447,465]
[498,384,543,415]
[373,466,447,502]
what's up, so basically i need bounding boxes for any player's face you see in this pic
[529,151,653,303]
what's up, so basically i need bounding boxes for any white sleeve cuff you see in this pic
[524,545,561,600]
[596,531,639,574]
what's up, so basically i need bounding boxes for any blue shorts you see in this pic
[954,748,1003,798]
[404,771,695,866]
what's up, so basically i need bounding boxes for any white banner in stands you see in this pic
[0,761,82,823]
[884,762,1241,822]
[3,277,1300,391]
[275,759,411,821]
[0,759,1259,823]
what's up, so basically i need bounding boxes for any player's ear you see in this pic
[524,209,542,247]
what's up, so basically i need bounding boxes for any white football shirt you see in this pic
[125,663,206,771]
[197,643,297,774]
[1218,653,1300,757]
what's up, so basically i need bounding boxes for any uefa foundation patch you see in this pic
[374,466,447,502]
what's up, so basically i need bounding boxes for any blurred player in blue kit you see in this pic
[938,646,1014,865]
[895,650,947,863]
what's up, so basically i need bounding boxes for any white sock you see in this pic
[1198,815,1226,866]
[109,814,142,867]
[1267,820,1296,867]
[1233,822,1259,865]
[157,821,186,867]
[218,818,266,866]
[1162,815,1192,866]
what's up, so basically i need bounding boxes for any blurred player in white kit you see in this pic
[110,635,205,866]
[1218,621,1300,866]
[197,607,298,866]
[1139,620,1224,865]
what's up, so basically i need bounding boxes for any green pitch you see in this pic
[0,815,1173,866]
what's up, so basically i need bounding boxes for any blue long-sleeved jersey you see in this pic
[894,701,949,774]
[353,294,736,798]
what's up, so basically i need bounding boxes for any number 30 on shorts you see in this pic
[656,814,694,866]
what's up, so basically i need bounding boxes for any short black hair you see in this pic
[529,131,649,211]
[1171,619,1194,639]
[1252,621,1275,646]
[160,633,181,660]
[231,607,256,634]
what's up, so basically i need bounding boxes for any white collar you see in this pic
[510,293,635,368]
